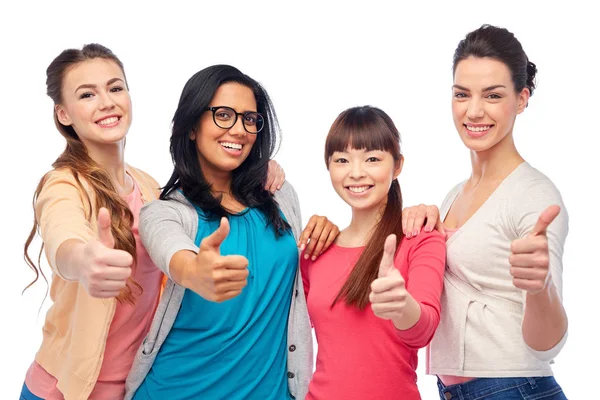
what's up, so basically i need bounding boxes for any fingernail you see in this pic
[311,256,316,261]
[425,227,432,232]
[304,254,309,259]
[412,230,418,236]
[277,185,281,190]
[300,244,305,251]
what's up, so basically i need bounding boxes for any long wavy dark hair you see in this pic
[325,106,404,310]
[161,65,289,235]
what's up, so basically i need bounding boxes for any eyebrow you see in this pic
[74,77,125,94]
[453,84,507,92]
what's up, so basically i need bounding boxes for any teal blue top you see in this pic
[133,207,297,399]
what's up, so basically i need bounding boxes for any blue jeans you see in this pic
[437,377,567,400]
[19,383,44,400]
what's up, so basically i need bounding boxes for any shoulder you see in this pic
[38,168,92,203]
[440,180,466,210]
[141,191,195,216]
[274,180,299,206]
[398,230,446,259]
[511,163,563,202]
[126,164,161,197]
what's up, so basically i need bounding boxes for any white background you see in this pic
[0,1,598,398]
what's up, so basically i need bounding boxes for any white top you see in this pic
[427,162,569,377]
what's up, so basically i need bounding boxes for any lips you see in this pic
[345,185,374,196]
[219,141,244,156]
[464,124,493,138]
[96,115,121,127]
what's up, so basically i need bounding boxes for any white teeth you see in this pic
[348,186,370,193]
[221,142,242,150]
[466,125,492,132]
[98,117,118,125]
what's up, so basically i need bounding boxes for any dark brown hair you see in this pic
[24,44,140,304]
[453,24,537,98]
[325,106,404,310]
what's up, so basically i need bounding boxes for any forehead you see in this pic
[210,82,256,111]
[63,58,125,90]
[454,56,513,89]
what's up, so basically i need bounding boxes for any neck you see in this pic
[469,131,524,185]
[85,139,130,191]
[346,202,385,246]
[207,171,233,196]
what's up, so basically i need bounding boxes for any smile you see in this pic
[96,115,121,127]
[345,185,374,196]
[219,141,244,156]
[464,124,493,138]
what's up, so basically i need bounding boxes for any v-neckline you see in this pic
[442,161,527,247]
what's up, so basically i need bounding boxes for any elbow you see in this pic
[525,330,568,362]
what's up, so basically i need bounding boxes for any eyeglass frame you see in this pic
[204,106,265,134]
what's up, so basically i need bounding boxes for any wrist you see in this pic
[392,295,421,331]
[170,250,196,288]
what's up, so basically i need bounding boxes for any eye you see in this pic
[366,157,380,162]
[453,92,468,99]
[334,158,348,163]
[243,113,259,126]
[215,108,234,121]
[110,86,124,93]
[486,93,502,99]
[79,92,94,99]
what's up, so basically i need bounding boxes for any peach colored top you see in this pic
[25,166,162,400]
[26,179,163,399]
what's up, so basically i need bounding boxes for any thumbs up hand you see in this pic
[80,207,133,298]
[370,234,408,321]
[509,205,560,294]
[182,217,249,303]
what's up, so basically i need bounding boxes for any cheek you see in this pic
[329,168,345,186]
[485,103,514,127]
[452,102,466,121]
[246,135,258,150]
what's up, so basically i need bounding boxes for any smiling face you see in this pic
[452,56,529,154]
[55,58,131,148]
[328,147,402,213]
[191,82,258,182]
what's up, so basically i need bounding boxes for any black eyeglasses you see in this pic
[205,106,265,134]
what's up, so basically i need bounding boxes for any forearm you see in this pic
[55,239,87,281]
[522,282,567,351]
[169,249,197,288]
[392,293,421,331]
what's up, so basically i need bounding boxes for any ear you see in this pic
[393,155,404,179]
[55,104,72,126]
[189,129,196,141]
[516,87,531,114]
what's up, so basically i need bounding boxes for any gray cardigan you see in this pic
[125,182,313,399]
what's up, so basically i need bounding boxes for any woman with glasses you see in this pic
[125,65,338,400]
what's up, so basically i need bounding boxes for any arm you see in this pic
[510,181,568,357]
[300,257,310,299]
[370,231,446,349]
[139,196,249,302]
[274,180,340,258]
[138,197,198,281]
[37,172,132,296]
[398,231,446,347]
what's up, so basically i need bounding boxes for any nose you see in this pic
[98,90,116,111]
[349,161,366,179]
[229,116,247,137]
[466,97,484,120]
